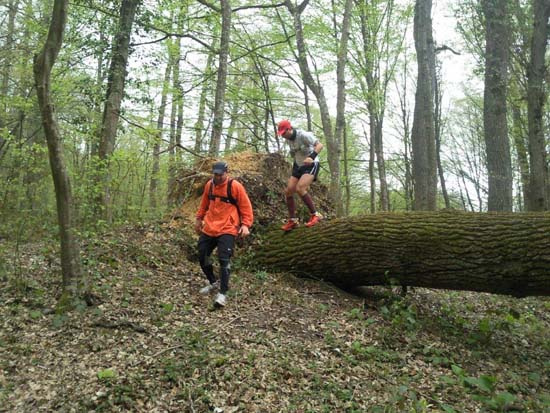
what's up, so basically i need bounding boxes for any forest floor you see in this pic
[0,223,549,412]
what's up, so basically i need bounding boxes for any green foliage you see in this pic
[379,299,418,330]
[97,369,117,381]
[449,364,519,411]
[254,270,268,281]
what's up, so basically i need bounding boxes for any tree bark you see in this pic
[526,0,550,211]
[334,0,354,215]
[149,60,171,210]
[167,37,181,206]
[434,62,450,209]
[209,0,231,157]
[357,0,401,212]
[0,0,18,157]
[411,0,437,211]
[97,0,140,221]
[255,212,550,297]
[510,100,530,211]
[33,0,87,304]
[482,0,512,211]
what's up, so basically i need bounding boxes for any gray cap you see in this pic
[212,161,228,174]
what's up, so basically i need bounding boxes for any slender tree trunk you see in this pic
[176,89,184,159]
[366,127,376,214]
[89,30,107,158]
[396,62,413,211]
[411,0,437,211]
[343,126,350,216]
[174,36,183,164]
[256,212,550,297]
[0,0,18,160]
[511,101,530,210]
[1,0,17,128]
[33,0,87,306]
[482,0,512,211]
[224,100,239,152]
[358,0,394,212]
[167,38,181,205]
[334,0,354,213]
[150,60,171,210]
[434,63,450,208]
[97,0,140,222]
[375,120,389,211]
[526,0,550,211]
[304,79,312,131]
[209,0,231,156]
[194,38,215,153]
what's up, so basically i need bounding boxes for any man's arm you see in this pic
[304,140,323,164]
[234,182,253,237]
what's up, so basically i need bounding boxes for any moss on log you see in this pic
[255,211,550,297]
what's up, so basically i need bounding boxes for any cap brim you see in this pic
[277,129,286,136]
[213,169,225,174]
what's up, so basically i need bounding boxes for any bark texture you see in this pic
[482,0,512,211]
[526,0,550,211]
[255,212,550,297]
[411,0,437,211]
[33,0,86,300]
[209,0,231,156]
[97,0,140,220]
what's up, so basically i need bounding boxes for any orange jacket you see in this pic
[196,177,254,237]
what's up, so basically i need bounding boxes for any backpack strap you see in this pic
[208,178,237,205]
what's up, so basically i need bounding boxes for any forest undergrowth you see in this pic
[0,223,549,412]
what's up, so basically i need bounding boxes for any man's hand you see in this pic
[194,219,203,234]
[303,156,314,165]
[238,225,250,238]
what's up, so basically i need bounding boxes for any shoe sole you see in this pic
[214,301,225,308]
[305,220,321,227]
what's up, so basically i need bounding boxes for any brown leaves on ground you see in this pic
[0,224,549,412]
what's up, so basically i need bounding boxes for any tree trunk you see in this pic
[358,0,398,212]
[343,127,350,216]
[33,0,87,306]
[97,0,140,221]
[209,0,231,157]
[0,0,18,157]
[482,0,512,211]
[411,0,437,211]
[1,0,17,125]
[334,0,354,213]
[395,60,413,211]
[368,128,376,213]
[434,62,450,209]
[255,212,550,297]
[194,39,215,153]
[510,100,530,210]
[149,60,171,210]
[167,38,181,206]
[224,100,239,152]
[526,0,550,211]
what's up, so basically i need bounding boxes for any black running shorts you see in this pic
[292,161,320,181]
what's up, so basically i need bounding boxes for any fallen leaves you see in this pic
[0,226,549,412]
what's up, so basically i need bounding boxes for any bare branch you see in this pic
[435,44,461,55]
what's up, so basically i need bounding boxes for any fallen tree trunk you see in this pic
[254,212,550,297]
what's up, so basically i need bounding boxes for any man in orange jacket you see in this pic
[194,161,254,307]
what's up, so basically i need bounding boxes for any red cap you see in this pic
[277,119,292,135]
